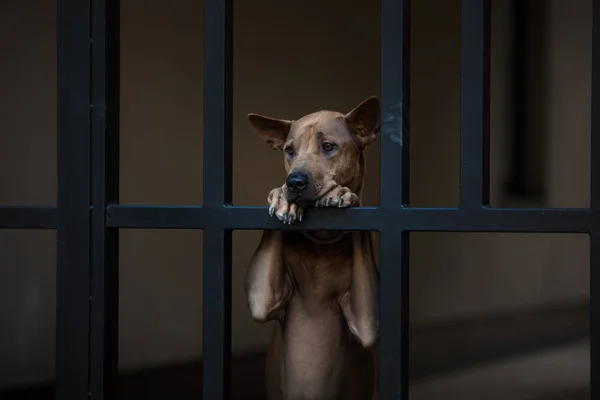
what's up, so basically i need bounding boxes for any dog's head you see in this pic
[248,96,380,206]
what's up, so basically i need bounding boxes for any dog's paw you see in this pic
[267,187,304,225]
[315,186,360,208]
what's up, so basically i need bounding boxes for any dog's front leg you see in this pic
[340,231,379,348]
[245,186,298,322]
[245,229,292,322]
[316,185,379,348]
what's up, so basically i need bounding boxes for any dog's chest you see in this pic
[280,298,351,399]
[282,232,353,300]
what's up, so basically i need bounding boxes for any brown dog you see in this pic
[245,97,381,400]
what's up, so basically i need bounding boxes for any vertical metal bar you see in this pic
[381,0,410,208]
[56,0,92,397]
[380,0,411,399]
[593,0,600,213]
[379,231,410,400]
[90,0,120,398]
[459,0,491,209]
[593,233,600,400]
[505,0,527,196]
[203,229,232,400]
[203,0,233,398]
[591,1,600,398]
[203,0,233,207]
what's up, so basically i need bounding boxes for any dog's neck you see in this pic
[302,187,363,245]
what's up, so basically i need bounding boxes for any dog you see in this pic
[245,96,381,400]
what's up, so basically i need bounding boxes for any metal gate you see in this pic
[0,0,598,399]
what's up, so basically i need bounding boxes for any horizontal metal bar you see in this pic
[107,204,207,228]
[0,206,58,229]
[106,205,596,233]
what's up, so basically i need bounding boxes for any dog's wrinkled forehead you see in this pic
[288,111,354,144]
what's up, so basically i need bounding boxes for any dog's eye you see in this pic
[322,142,335,152]
[285,146,294,156]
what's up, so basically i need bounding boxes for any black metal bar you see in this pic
[380,0,411,398]
[379,231,409,400]
[106,205,595,233]
[107,204,207,228]
[56,0,92,397]
[0,207,57,229]
[203,0,233,208]
[504,0,528,196]
[593,0,600,214]
[203,0,233,398]
[504,0,547,200]
[380,0,410,208]
[202,229,232,400]
[459,0,491,209]
[591,1,600,397]
[592,233,600,400]
[89,0,120,398]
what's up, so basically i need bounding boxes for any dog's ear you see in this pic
[344,96,380,149]
[247,113,293,151]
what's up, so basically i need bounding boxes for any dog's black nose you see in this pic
[286,172,309,193]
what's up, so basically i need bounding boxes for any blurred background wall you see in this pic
[0,0,591,397]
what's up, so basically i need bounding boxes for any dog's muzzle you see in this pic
[286,171,309,193]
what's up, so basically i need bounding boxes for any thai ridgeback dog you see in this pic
[244,96,380,400]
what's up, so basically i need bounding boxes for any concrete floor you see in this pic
[2,340,590,400]
[410,340,590,400]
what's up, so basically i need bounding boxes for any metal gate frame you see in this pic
[0,0,598,399]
